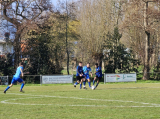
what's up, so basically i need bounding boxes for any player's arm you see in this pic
[95,70,98,74]
[77,66,82,76]
[20,68,24,77]
[95,67,98,74]
[90,72,93,77]
[81,70,84,76]
[81,67,84,76]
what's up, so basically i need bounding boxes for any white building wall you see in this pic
[0,40,14,55]
[0,44,3,55]
[0,4,14,56]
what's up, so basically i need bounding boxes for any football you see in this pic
[91,85,95,90]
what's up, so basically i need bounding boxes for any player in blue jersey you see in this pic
[83,63,92,89]
[93,63,102,90]
[74,62,85,89]
[4,62,26,94]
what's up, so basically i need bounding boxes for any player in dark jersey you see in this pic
[74,62,85,89]
[93,63,102,90]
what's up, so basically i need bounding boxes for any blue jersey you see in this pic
[83,66,92,75]
[95,66,102,77]
[76,66,83,76]
[14,66,23,78]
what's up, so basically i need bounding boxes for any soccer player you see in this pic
[93,63,102,90]
[83,63,92,89]
[4,62,25,94]
[74,62,85,89]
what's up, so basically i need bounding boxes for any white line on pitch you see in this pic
[1,93,160,107]
[1,97,160,107]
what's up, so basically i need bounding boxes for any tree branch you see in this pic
[31,0,43,21]
[3,1,20,26]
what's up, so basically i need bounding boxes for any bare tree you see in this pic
[122,0,160,80]
[74,0,114,65]
[0,0,52,67]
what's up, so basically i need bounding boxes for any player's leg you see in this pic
[95,77,101,89]
[95,79,99,88]
[83,80,87,89]
[4,77,15,93]
[18,78,25,92]
[4,83,13,93]
[80,77,85,89]
[86,75,91,88]
[93,76,97,86]
[83,75,86,89]
[74,76,80,87]
[87,78,91,88]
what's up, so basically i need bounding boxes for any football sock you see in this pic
[75,82,79,85]
[80,84,82,89]
[88,82,91,87]
[93,80,95,85]
[83,81,86,87]
[4,86,10,92]
[20,83,25,90]
[96,83,99,88]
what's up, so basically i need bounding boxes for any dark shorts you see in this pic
[95,76,102,81]
[11,77,23,84]
[76,76,84,81]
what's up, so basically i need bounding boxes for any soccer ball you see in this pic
[91,85,95,90]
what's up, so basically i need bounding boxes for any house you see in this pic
[0,38,14,58]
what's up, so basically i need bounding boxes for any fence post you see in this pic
[72,74,74,84]
[135,72,137,83]
[40,75,42,86]
[7,75,9,85]
[104,73,105,84]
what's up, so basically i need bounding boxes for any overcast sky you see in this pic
[51,0,58,6]
[51,0,76,6]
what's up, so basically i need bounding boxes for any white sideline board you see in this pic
[41,75,73,84]
[104,73,136,83]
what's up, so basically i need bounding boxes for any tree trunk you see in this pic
[97,59,102,68]
[93,53,103,68]
[14,32,21,68]
[143,2,150,80]
[66,0,69,75]
[143,32,150,80]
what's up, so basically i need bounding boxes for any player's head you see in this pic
[87,63,90,67]
[19,62,24,66]
[95,63,98,68]
[79,62,82,67]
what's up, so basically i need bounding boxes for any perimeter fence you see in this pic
[0,73,160,85]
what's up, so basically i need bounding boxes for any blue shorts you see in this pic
[84,74,90,80]
[11,77,23,84]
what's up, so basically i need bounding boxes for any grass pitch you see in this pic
[1,83,160,119]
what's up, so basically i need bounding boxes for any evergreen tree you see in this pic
[104,27,139,73]
[0,54,14,76]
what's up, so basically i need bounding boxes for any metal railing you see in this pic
[1,73,160,85]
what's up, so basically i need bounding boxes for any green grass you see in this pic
[1,83,160,119]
